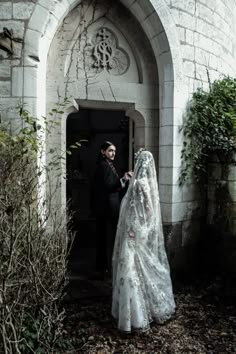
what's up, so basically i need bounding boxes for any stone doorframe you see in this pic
[60,99,146,209]
[19,0,187,223]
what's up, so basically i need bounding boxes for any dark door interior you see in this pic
[66,109,129,275]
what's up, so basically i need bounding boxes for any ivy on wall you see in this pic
[180,76,236,185]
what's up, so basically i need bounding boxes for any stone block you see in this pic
[160,107,173,126]
[173,81,189,109]
[12,66,38,97]
[140,109,159,127]
[0,2,12,19]
[28,5,50,33]
[195,33,221,56]
[13,2,34,20]
[159,145,173,167]
[137,0,154,18]
[177,10,196,31]
[182,44,195,61]
[186,29,194,45]
[196,17,212,37]
[173,124,183,146]
[24,29,41,62]
[145,126,158,144]
[37,0,53,8]
[160,80,174,109]
[159,184,172,203]
[158,52,174,81]
[159,125,173,146]
[195,47,208,66]
[171,0,196,15]
[47,0,69,21]
[157,31,170,54]
[173,107,184,127]
[183,60,195,78]
[0,98,19,117]
[0,61,11,78]
[142,11,163,40]
[12,67,23,97]
[172,185,183,203]
[177,26,185,42]
[173,145,182,167]
[130,1,153,23]
[0,81,10,97]
[0,21,25,38]
[159,167,173,185]
[161,202,172,223]
[134,126,145,146]
[195,63,209,82]
[13,41,23,59]
[196,3,214,23]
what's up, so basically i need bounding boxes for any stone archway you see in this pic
[21,0,186,223]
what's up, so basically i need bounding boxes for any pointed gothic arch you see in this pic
[20,0,186,223]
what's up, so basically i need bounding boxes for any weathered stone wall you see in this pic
[1,0,236,122]
[168,0,236,90]
[0,0,35,129]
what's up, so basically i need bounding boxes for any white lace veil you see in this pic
[112,149,175,331]
[114,149,170,269]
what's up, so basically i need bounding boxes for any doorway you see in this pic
[66,108,131,275]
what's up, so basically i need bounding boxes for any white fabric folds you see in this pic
[112,150,175,332]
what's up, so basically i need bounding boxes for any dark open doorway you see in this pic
[66,109,130,277]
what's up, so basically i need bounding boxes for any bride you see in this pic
[112,149,175,332]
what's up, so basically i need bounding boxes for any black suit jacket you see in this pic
[93,158,122,217]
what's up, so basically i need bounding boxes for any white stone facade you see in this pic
[1,0,236,270]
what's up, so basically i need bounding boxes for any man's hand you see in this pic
[124,171,133,181]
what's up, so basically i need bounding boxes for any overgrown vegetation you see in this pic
[0,101,75,353]
[180,76,236,185]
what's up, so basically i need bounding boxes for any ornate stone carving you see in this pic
[90,27,129,75]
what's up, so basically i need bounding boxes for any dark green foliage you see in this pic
[180,76,236,185]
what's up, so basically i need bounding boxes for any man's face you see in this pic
[102,145,116,160]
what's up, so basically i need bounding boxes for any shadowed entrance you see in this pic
[66,109,130,277]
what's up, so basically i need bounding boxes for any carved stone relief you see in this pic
[85,27,129,76]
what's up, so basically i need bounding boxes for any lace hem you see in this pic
[112,309,175,333]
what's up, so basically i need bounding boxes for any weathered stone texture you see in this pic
[13,2,34,19]
[0,2,12,19]
[0,62,11,78]
[170,0,236,94]
[0,81,11,97]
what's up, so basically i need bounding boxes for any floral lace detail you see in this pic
[112,151,175,332]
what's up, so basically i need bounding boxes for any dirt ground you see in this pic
[60,274,236,354]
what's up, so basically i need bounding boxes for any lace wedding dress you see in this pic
[112,150,175,332]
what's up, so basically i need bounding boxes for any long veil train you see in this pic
[112,150,175,332]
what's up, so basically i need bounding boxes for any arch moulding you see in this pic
[22,0,186,223]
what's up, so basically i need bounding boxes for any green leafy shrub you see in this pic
[180,76,236,185]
